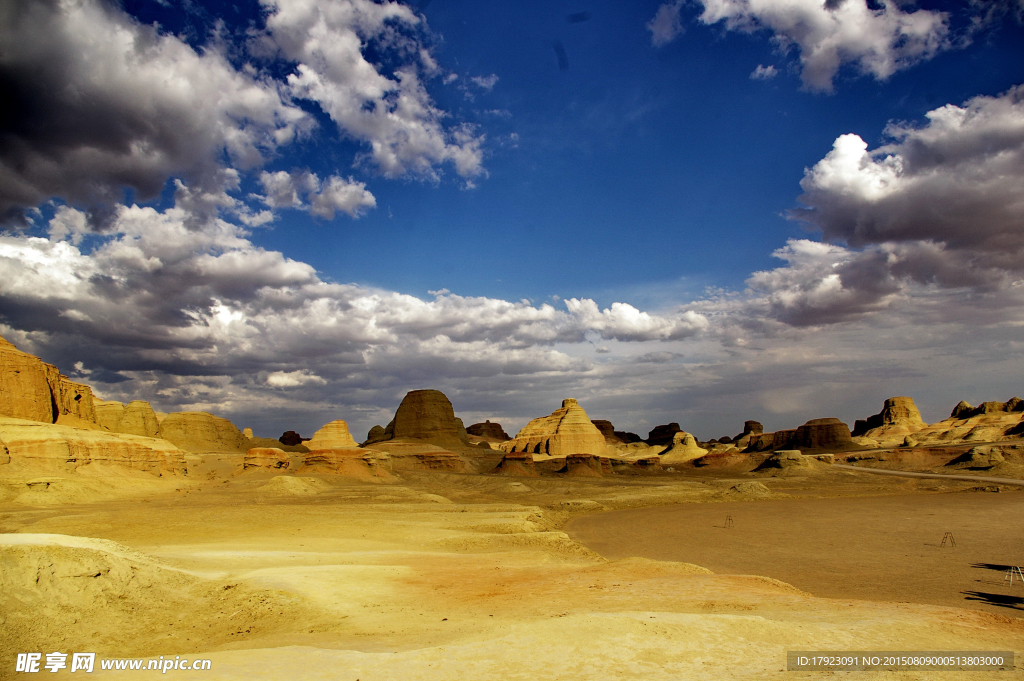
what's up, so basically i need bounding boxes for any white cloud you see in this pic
[648,1,685,47]
[750,64,778,80]
[258,170,376,219]
[262,0,486,181]
[793,84,1024,290]
[692,0,951,91]
[266,370,327,387]
[0,0,310,217]
[470,74,499,91]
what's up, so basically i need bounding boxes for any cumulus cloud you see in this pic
[750,64,778,80]
[0,191,708,407]
[791,84,1024,296]
[686,0,951,91]
[263,0,486,181]
[258,170,376,218]
[0,0,310,221]
[648,1,685,47]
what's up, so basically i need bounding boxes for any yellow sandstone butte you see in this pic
[499,398,608,457]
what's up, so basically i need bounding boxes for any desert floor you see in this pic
[2,462,1023,680]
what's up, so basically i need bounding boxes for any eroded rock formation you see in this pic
[0,335,97,425]
[371,389,469,450]
[466,420,511,441]
[646,423,683,447]
[852,397,925,446]
[498,399,607,457]
[159,412,249,453]
[244,448,291,470]
[0,416,185,475]
[303,420,358,450]
[659,431,709,464]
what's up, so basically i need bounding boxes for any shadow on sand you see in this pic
[962,591,1024,610]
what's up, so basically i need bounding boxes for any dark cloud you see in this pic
[0,0,309,223]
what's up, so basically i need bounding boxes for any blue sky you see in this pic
[2,0,1024,440]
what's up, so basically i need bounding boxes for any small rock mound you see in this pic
[494,451,538,476]
[659,431,708,464]
[726,481,771,496]
[243,447,290,470]
[560,453,603,476]
[755,450,811,470]
[301,448,394,480]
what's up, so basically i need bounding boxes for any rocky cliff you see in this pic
[0,335,97,425]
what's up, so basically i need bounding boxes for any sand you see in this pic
[2,462,1023,680]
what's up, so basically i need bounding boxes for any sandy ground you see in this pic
[2,461,1023,680]
[565,490,1024,615]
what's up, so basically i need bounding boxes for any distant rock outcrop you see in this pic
[613,430,643,443]
[745,418,855,453]
[498,399,608,457]
[560,453,604,477]
[303,420,358,450]
[0,416,185,474]
[243,447,291,470]
[494,451,538,476]
[0,335,97,425]
[159,412,249,453]
[755,450,812,470]
[279,431,306,447]
[794,418,856,451]
[467,420,510,441]
[365,425,387,444]
[851,396,925,447]
[659,431,708,464]
[590,419,622,444]
[301,448,394,479]
[370,389,469,450]
[646,423,683,447]
[949,397,1024,420]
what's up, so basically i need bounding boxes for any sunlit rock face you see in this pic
[499,398,608,457]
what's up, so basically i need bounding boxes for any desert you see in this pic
[1,336,1023,679]
[3,1,1024,678]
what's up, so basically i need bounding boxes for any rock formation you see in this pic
[730,420,763,448]
[159,412,250,453]
[559,453,603,477]
[613,430,643,443]
[243,447,291,470]
[590,420,625,445]
[279,431,305,447]
[851,396,925,447]
[659,431,708,464]
[794,418,856,451]
[466,420,511,441]
[745,418,856,453]
[646,423,683,447]
[755,450,811,470]
[93,400,125,431]
[0,416,186,475]
[493,451,538,476]
[303,420,358,450]
[371,389,469,450]
[364,425,387,444]
[0,335,97,425]
[243,428,253,439]
[301,448,394,479]
[745,429,798,452]
[498,399,608,457]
